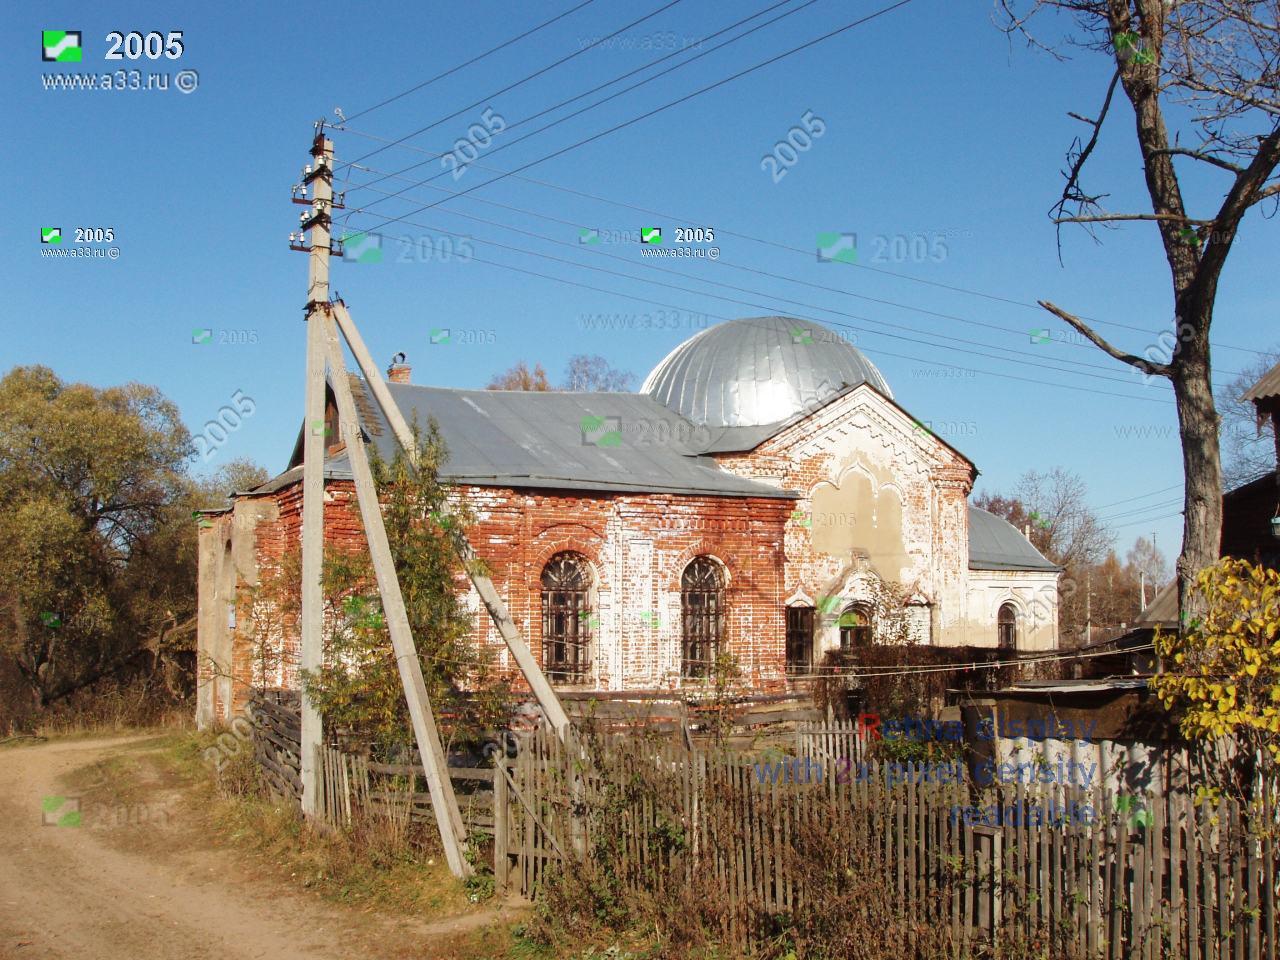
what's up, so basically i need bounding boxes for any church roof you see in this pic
[967,506,1061,572]
[642,316,892,431]
[317,380,797,500]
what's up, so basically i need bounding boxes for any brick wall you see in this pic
[218,478,792,711]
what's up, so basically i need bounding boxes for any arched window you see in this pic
[540,553,593,683]
[838,606,872,651]
[681,557,724,678]
[997,602,1018,651]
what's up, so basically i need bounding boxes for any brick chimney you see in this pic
[387,353,411,384]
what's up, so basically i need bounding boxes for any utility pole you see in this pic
[1084,567,1092,646]
[288,132,471,874]
[293,127,334,818]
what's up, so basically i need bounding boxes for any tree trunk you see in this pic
[1170,314,1222,626]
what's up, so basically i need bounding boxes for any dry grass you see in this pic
[160,730,489,920]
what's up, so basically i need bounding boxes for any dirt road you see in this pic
[0,734,516,960]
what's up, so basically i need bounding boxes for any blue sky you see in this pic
[6,0,1276,563]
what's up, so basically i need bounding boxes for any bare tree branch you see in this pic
[1038,300,1173,377]
[1051,70,1124,262]
[1054,213,1214,223]
[1150,146,1247,173]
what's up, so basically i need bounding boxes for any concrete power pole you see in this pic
[294,128,334,817]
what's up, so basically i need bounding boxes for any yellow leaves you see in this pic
[1154,559,1280,756]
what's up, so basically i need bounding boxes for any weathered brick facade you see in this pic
[195,317,1059,727]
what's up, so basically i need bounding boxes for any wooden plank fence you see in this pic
[502,726,1278,959]
[249,690,303,801]
[247,690,496,831]
[245,691,1276,958]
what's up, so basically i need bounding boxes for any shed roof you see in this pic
[1242,359,1280,405]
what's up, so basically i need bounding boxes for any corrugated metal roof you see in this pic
[321,380,795,500]
[1242,359,1280,403]
[967,506,1060,572]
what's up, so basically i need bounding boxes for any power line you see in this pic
[344,168,1241,387]
[1097,498,1185,522]
[785,643,1157,680]
[343,0,689,169]
[335,218,1174,405]
[341,201,1176,398]
[341,0,601,125]
[1093,483,1183,511]
[338,0,918,236]
[347,0,825,207]
[333,140,1263,361]
[1110,511,1181,530]
[343,178,1190,391]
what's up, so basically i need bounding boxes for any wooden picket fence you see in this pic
[502,726,1278,960]
[244,692,1276,958]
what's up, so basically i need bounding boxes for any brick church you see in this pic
[196,316,1059,727]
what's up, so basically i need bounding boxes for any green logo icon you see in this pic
[817,595,842,615]
[578,228,600,245]
[641,227,662,245]
[1028,510,1052,530]
[192,328,212,345]
[311,419,331,438]
[1029,328,1051,344]
[41,227,62,245]
[639,611,659,628]
[816,232,856,263]
[1177,227,1201,247]
[790,327,813,345]
[912,419,931,437]
[791,510,811,527]
[430,328,450,345]
[42,31,82,63]
[41,796,81,827]
[580,415,622,447]
[1114,794,1153,828]
[430,510,453,530]
[192,511,212,529]
[586,614,600,631]
[340,231,383,264]
[40,611,62,628]
[1114,31,1154,65]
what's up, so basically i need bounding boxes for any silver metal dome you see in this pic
[641,317,892,428]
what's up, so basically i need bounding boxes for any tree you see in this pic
[977,468,1114,641]
[487,355,635,392]
[562,354,636,392]
[1218,346,1280,488]
[0,366,193,712]
[1126,534,1171,604]
[487,361,550,391]
[301,421,508,753]
[1150,558,1279,824]
[1000,0,1280,620]
[205,458,270,502]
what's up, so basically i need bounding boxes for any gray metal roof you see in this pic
[967,506,1060,572]
[1242,359,1280,404]
[642,316,893,429]
[319,380,795,500]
